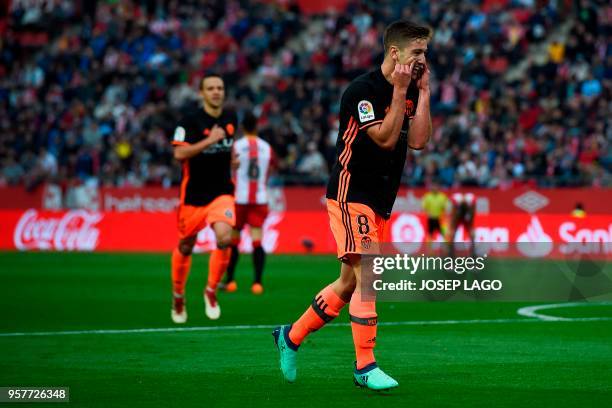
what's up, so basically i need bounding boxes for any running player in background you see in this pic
[273,20,432,391]
[170,73,237,323]
[422,180,448,243]
[220,112,275,295]
[447,192,476,257]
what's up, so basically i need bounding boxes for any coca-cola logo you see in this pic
[14,209,102,251]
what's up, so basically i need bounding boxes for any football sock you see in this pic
[349,292,377,370]
[252,240,265,284]
[171,247,192,296]
[288,284,347,346]
[207,247,231,290]
[224,244,239,283]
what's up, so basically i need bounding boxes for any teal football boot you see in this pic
[272,325,299,382]
[353,362,399,391]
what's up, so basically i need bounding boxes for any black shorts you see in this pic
[453,205,474,228]
[427,217,442,235]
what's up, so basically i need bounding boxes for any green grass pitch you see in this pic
[1,252,611,407]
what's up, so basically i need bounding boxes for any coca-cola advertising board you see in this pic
[0,186,610,214]
[1,209,610,258]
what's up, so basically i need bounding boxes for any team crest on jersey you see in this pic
[361,236,372,250]
[357,100,375,123]
[405,100,414,116]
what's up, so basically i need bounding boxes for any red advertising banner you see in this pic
[1,209,610,258]
[0,187,43,209]
[0,186,610,214]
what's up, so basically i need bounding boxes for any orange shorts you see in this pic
[327,199,387,259]
[235,204,268,229]
[177,194,235,239]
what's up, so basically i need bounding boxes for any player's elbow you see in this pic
[409,126,431,150]
[374,137,396,151]
[408,133,429,150]
[380,141,396,151]
[368,127,395,151]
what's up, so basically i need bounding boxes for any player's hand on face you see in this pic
[416,62,430,91]
[209,124,226,143]
[391,59,415,90]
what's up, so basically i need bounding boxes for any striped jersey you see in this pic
[451,192,475,206]
[233,136,273,205]
[451,192,476,221]
[326,68,420,219]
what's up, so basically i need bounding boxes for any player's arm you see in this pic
[366,63,414,151]
[408,64,432,150]
[173,125,226,161]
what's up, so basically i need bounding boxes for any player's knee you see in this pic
[337,274,356,295]
[178,237,196,255]
[216,233,232,249]
[178,243,194,256]
[342,279,357,295]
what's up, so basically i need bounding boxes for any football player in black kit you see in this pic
[169,74,238,322]
[273,20,432,391]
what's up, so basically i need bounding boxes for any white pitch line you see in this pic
[516,301,612,321]
[1,316,611,338]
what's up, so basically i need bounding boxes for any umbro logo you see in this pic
[513,190,549,213]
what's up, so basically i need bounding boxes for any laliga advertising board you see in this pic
[0,209,610,259]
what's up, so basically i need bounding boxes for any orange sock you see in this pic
[207,247,231,290]
[349,292,377,370]
[171,248,192,296]
[288,284,347,347]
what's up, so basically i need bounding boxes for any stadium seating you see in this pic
[0,0,609,190]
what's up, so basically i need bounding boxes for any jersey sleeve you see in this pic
[343,81,386,130]
[171,115,198,146]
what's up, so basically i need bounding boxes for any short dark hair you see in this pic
[383,20,432,54]
[242,112,258,134]
[200,72,223,90]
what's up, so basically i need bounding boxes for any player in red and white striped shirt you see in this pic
[447,192,476,256]
[220,112,275,294]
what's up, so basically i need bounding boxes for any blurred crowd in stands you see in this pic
[0,0,610,191]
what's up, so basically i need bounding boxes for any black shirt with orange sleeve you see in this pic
[326,68,420,219]
[171,107,238,206]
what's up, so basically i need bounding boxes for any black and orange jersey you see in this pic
[326,68,419,219]
[171,107,237,206]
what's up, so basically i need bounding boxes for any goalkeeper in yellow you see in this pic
[422,181,448,243]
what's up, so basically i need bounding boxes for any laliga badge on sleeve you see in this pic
[358,100,375,123]
[173,126,186,142]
